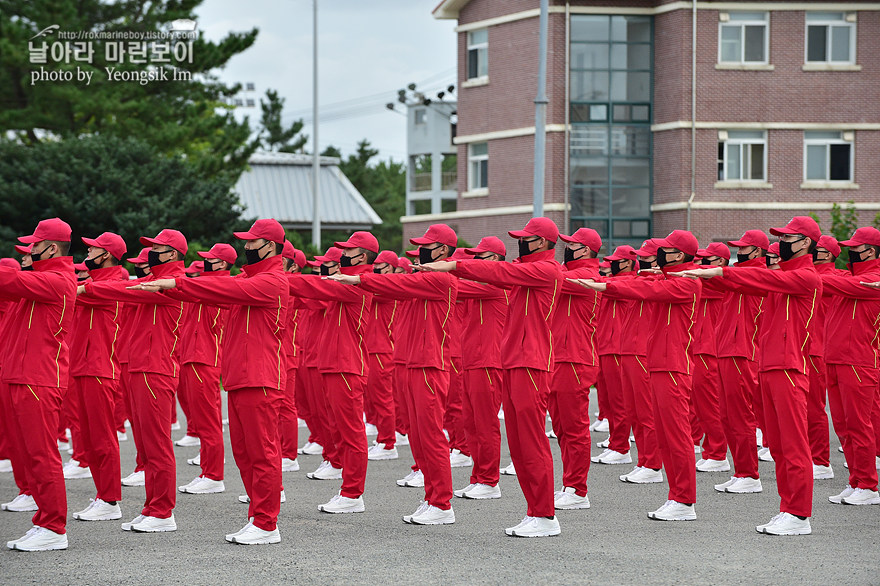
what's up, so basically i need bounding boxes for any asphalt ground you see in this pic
[1,389,878,585]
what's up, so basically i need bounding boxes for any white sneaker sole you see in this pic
[367,453,399,461]
[841,497,880,506]
[230,536,281,545]
[318,505,365,514]
[554,502,590,510]
[180,486,225,494]
[463,492,501,500]
[507,528,561,538]
[75,511,123,521]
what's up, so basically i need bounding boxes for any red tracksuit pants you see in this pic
[279,365,299,461]
[366,353,396,449]
[405,367,452,509]
[0,380,34,496]
[444,358,468,456]
[73,375,122,502]
[121,365,145,473]
[760,369,812,518]
[393,363,410,437]
[179,362,224,480]
[62,382,88,467]
[304,367,339,467]
[228,386,282,531]
[692,354,728,461]
[462,367,502,486]
[827,364,879,490]
[176,372,197,439]
[620,355,662,469]
[322,372,368,498]
[295,363,317,445]
[651,371,697,504]
[599,355,629,454]
[129,371,178,519]
[505,367,555,518]
[807,356,831,467]
[549,362,596,497]
[2,383,66,534]
[754,376,768,448]
[113,379,128,434]
[718,356,759,479]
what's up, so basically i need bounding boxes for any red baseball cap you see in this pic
[769,216,821,243]
[768,242,780,255]
[197,243,238,265]
[655,230,699,257]
[282,240,296,259]
[309,247,343,267]
[0,258,20,270]
[410,224,457,247]
[559,228,602,253]
[397,257,413,273]
[605,245,638,262]
[140,229,188,255]
[374,250,399,268]
[816,235,841,257]
[335,231,380,253]
[697,242,731,260]
[18,218,72,244]
[82,232,127,260]
[451,248,474,261]
[405,249,419,258]
[73,262,87,271]
[634,239,660,257]
[126,247,151,264]
[185,261,204,274]
[840,227,880,248]
[728,229,770,250]
[464,236,507,257]
[234,218,285,244]
[508,217,559,242]
[599,260,611,268]
[14,243,32,255]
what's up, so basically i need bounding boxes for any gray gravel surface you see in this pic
[1,391,878,585]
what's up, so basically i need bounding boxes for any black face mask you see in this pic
[656,250,678,268]
[419,246,440,265]
[148,250,172,268]
[638,260,654,271]
[319,265,332,276]
[736,252,753,264]
[518,239,538,259]
[84,252,106,271]
[134,266,148,279]
[778,237,804,262]
[245,241,272,265]
[610,260,627,275]
[766,256,778,268]
[77,275,89,282]
[848,248,866,265]
[340,253,363,268]
[30,245,52,263]
[21,265,34,272]
[203,260,216,272]
[563,248,577,264]
[373,267,384,274]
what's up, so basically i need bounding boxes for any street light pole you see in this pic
[311,0,321,247]
[532,0,549,218]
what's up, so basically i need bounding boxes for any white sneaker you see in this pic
[230,523,281,545]
[758,447,774,462]
[225,518,254,542]
[10,526,68,551]
[696,458,731,473]
[756,428,763,447]
[812,464,834,480]
[760,512,811,535]
[179,476,225,494]
[453,483,476,498]
[463,483,501,500]
[591,448,611,463]
[121,515,145,531]
[0,459,12,473]
[591,418,609,433]
[755,512,784,532]
[554,487,590,510]
[364,423,378,436]
[722,476,763,494]
[74,498,122,521]
[57,440,70,451]
[410,504,455,525]
[504,516,533,535]
[131,514,177,532]
[367,443,399,461]
[449,449,473,468]
[117,431,128,442]
[714,477,737,492]
[2,494,38,512]
[121,470,145,487]
[395,432,409,446]
[594,449,632,465]
[187,454,201,466]
[298,441,323,456]
[64,464,92,479]
[546,429,557,439]
[403,501,429,524]
[171,421,181,431]
[298,418,308,428]
[621,466,663,484]
[596,439,610,449]
[828,485,855,504]
[175,435,200,447]
[396,469,420,487]
[506,515,560,538]
[306,461,342,480]
[500,462,516,476]
[281,458,300,472]
[318,493,365,514]
[401,470,424,488]
[7,526,39,549]
[841,488,880,505]
[648,500,696,521]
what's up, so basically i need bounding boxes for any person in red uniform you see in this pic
[176,243,235,494]
[81,230,187,534]
[679,216,821,535]
[574,230,702,522]
[548,228,602,510]
[452,236,508,500]
[329,224,458,526]
[391,257,413,450]
[422,218,564,538]
[0,257,21,475]
[279,240,306,472]
[137,219,289,544]
[0,218,76,551]
[69,233,128,522]
[445,249,473,469]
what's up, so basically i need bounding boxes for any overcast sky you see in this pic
[196,0,457,162]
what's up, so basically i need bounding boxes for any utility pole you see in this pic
[532,0,549,218]
[311,0,321,247]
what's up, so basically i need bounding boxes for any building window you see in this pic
[804,131,852,181]
[467,29,488,80]
[468,142,488,190]
[718,131,766,181]
[719,12,769,64]
[806,12,855,64]
[414,109,426,125]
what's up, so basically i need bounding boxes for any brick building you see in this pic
[401,0,880,255]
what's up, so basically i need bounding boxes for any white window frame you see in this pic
[718,12,769,65]
[466,29,488,81]
[805,12,856,64]
[719,130,767,182]
[468,142,488,191]
[803,131,853,182]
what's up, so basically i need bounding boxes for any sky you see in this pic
[196,0,458,163]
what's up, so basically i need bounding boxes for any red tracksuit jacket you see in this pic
[364,291,397,356]
[453,250,563,372]
[0,256,76,388]
[595,272,634,357]
[178,270,228,368]
[456,279,509,370]
[552,258,601,366]
[704,257,765,361]
[618,273,660,357]
[693,279,724,357]
[810,262,848,359]
[603,263,702,374]
[720,255,821,374]
[69,266,125,379]
[358,272,458,370]
[819,258,880,368]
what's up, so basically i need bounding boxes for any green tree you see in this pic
[258,89,307,153]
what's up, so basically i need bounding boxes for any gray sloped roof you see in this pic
[234,151,382,230]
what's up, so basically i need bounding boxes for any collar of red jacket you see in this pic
[734,257,766,268]
[563,257,600,270]
[150,260,185,279]
[32,256,74,273]
[813,261,839,274]
[88,265,126,281]
[200,270,231,278]
[779,254,815,271]
[849,257,880,276]
[661,261,698,275]
[341,264,373,276]
[242,254,282,277]
[518,249,557,264]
